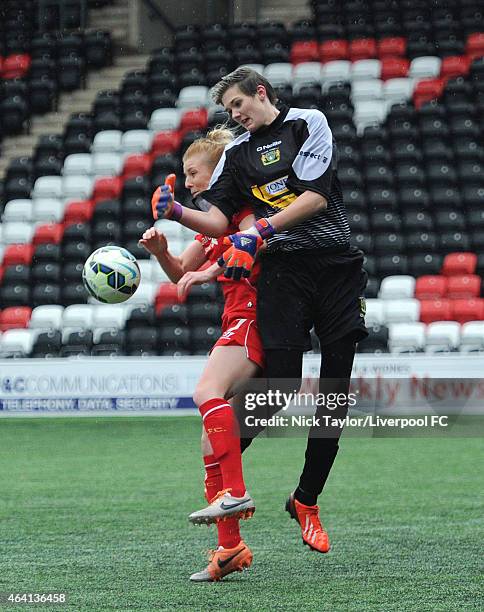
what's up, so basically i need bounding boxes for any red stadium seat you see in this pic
[445,275,481,298]
[92,177,123,203]
[1,54,31,79]
[441,252,477,277]
[150,131,182,157]
[466,33,484,61]
[451,299,484,324]
[179,108,208,137]
[33,223,64,245]
[377,37,406,58]
[419,299,452,324]
[63,199,96,224]
[290,40,319,64]
[413,78,446,110]
[319,39,349,62]
[1,244,34,266]
[122,154,152,180]
[440,56,471,80]
[348,38,377,61]
[415,275,447,299]
[155,282,183,313]
[381,58,409,80]
[0,306,32,331]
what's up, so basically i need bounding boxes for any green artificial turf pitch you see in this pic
[0,417,482,611]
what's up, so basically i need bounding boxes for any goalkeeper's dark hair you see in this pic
[211,66,277,106]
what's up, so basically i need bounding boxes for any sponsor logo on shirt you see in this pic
[251,176,297,209]
[299,150,328,162]
[261,148,281,166]
[265,177,288,195]
[256,140,282,152]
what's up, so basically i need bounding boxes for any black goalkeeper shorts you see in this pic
[256,245,368,351]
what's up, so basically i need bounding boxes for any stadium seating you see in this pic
[0,5,483,357]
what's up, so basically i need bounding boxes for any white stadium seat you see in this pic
[165,239,184,256]
[92,305,127,341]
[125,281,157,306]
[351,59,381,81]
[121,130,153,154]
[136,259,153,283]
[177,86,210,108]
[353,100,387,134]
[181,226,197,239]
[293,62,323,93]
[91,153,123,177]
[2,222,35,245]
[379,276,416,299]
[32,176,63,200]
[263,63,293,86]
[62,176,94,203]
[384,299,420,324]
[62,304,95,330]
[365,299,385,326]
[389,322,426,352]
[0,329,36,357]
[426,321,461,352]
[383,78,415,104]
[151,258,170,282]
[154,219,184,240]
[460,322,484,350]
[29,305,64,330]
[63,154,93,176]
[321,61,351,90]
[148,108,182,132]
[409,56,442,79]
[32,198,64,223]
[2,199,33,223]
[351,79,383,102]
[91,130,122,153]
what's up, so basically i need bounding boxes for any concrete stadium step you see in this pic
[0,52,150,179]
[258,0,311,24]
[88,0,130,47]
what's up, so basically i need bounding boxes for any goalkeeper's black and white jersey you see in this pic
[200,105,351,252]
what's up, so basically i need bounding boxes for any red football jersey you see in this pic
[195,208,259,323]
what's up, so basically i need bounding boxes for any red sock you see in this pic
[203,454,240,549]
[199,398,246,498]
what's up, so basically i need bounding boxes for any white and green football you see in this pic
[82,246,141,304]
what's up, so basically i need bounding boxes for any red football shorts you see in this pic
[211,317,264,369]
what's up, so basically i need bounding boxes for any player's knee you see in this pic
[193,383,209,408]
[193,380,224,408]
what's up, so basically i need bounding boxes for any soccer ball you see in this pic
[82,246,141,304]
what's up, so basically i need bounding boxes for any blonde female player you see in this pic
[139,128,263,582]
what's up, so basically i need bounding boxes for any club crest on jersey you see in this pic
[261,148,280,166]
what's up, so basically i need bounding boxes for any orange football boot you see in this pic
[189,540,253,582]
[285,493,330,553]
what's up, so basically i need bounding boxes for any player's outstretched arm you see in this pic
[138,228,207,283]
[153,185,229,237]
[177,262,222,300]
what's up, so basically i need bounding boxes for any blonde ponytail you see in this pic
[183,126,235,169]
